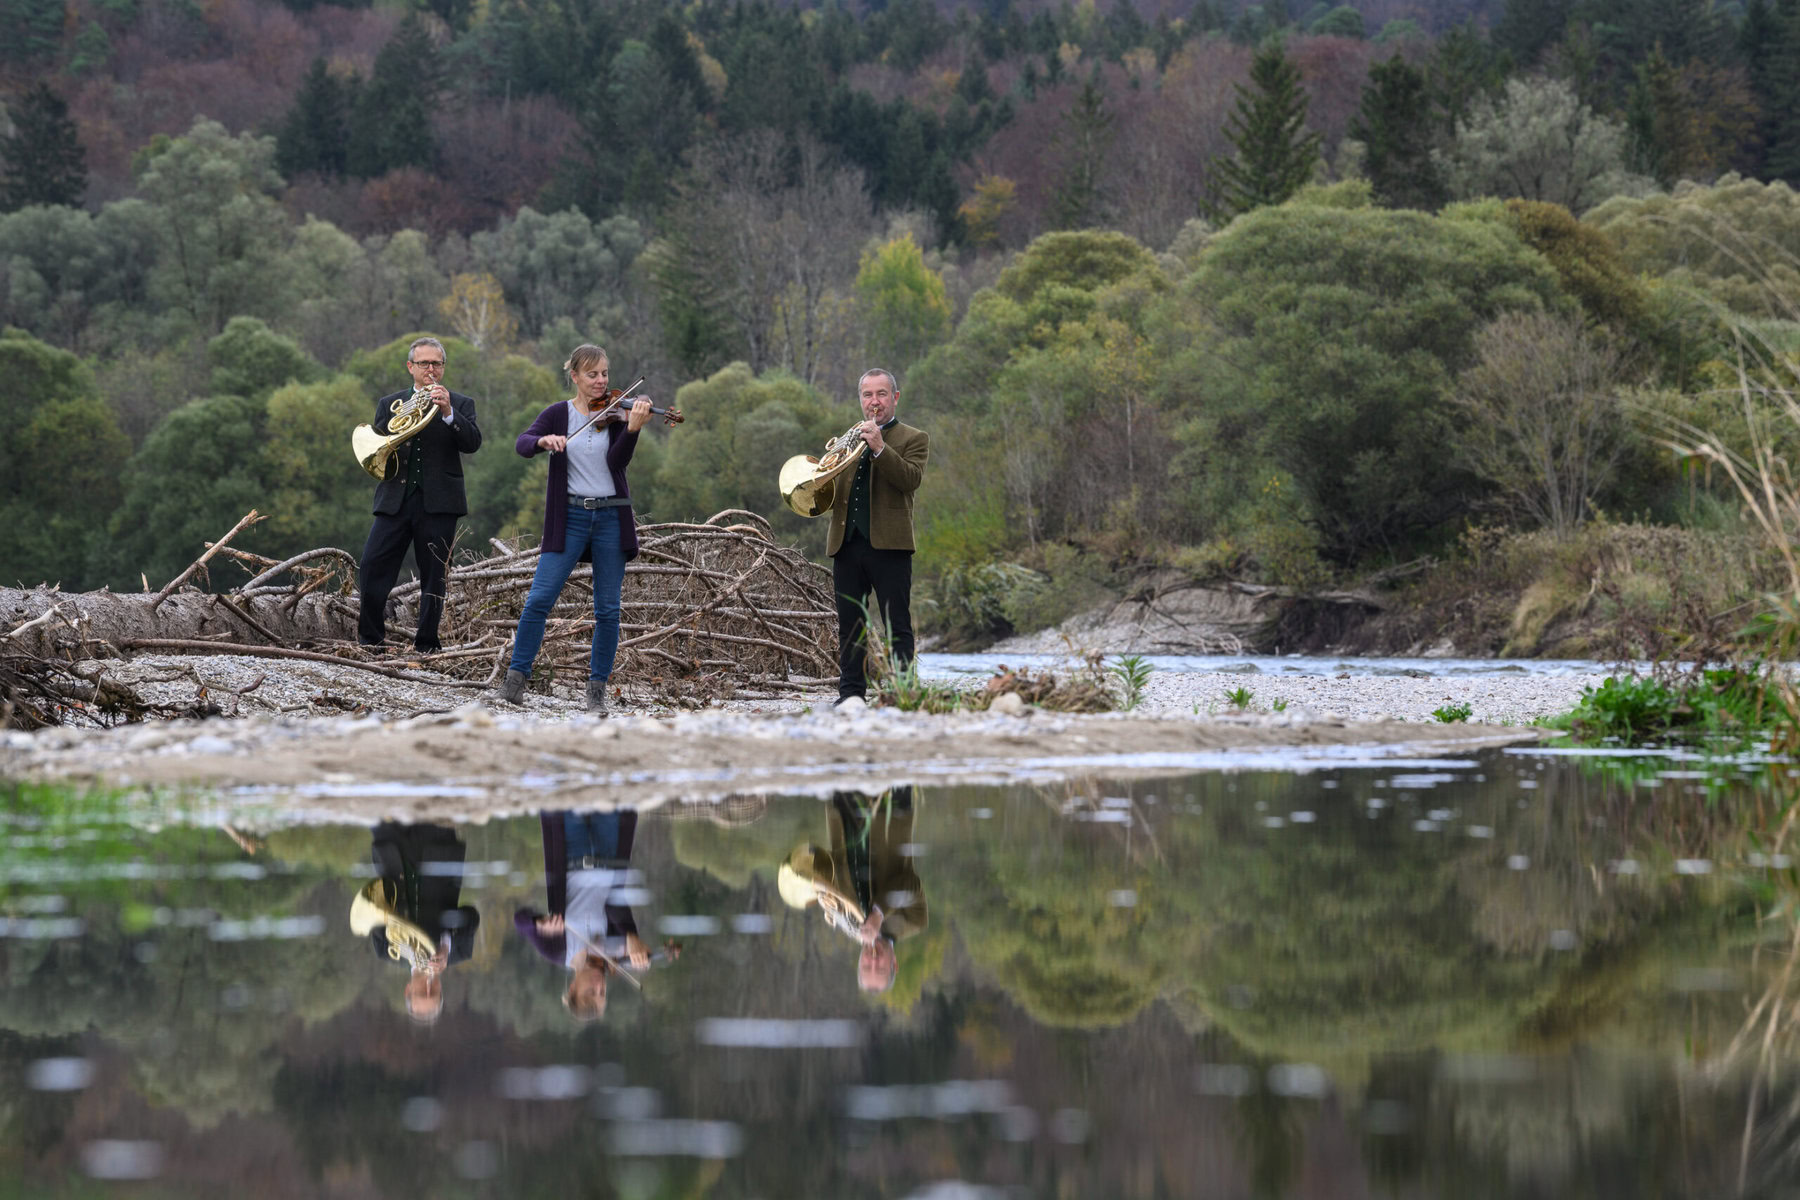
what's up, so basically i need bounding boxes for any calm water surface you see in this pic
[2,751,1796,1199]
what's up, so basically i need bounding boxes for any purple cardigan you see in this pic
[516,401,642,560]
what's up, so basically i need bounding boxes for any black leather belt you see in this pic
[570,496,631,510]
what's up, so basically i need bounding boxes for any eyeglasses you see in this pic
[410,359,445,370]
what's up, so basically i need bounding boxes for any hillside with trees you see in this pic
[1,0,1795,655]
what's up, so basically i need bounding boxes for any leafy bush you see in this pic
[1108,654,1153,711]
[1564,668,1779,746]
[918,560,1046,648]
[1432,701,1474,723]
[999,542,1117,636]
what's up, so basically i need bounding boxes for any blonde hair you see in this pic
[563,956,611,1022]
[564,343,609,381]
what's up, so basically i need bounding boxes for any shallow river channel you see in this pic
[3,747,1797,1198]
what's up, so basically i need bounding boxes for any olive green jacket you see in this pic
[827,420,928,556]
[826,799,927,943]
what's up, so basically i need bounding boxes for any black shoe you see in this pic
[832,694,864,708]
[414,643,443,655]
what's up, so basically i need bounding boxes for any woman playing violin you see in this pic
[498,344,653,713]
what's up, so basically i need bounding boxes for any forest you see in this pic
[2,0,1798,650]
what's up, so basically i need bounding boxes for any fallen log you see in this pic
[4,508,837,726]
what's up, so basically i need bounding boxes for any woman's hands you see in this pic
[537,434,568,453]
[625,398,653,433]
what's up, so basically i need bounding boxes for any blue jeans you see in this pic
[510,503,625,681]
[561,811,623,863]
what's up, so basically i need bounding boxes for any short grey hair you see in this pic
[857,368,898,393]
[408,337,446,362]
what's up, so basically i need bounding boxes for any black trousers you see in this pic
[832,530,914,699]
[357,490,457,650]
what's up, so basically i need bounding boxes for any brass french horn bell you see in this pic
[352,386,440,482]
[778,422,868,518]
[349,879,442,973]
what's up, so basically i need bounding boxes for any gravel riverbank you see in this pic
[0,652,1597,823]
[1132,669,1608,726]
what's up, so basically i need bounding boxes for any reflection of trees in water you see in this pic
[0,777,1790,1197]
[921,768,1755,1064]
[0,880,369,1126]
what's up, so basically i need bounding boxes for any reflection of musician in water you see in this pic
[515,810,673,1022]
[348,822,482,1024]
[778,788,927,992]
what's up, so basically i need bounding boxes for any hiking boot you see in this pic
[586,679,610,715]
[497,669,528,705]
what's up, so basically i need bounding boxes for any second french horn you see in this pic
[778,421,869,518]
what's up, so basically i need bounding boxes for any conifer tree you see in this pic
[1626,45,1702,185]
[275,58,353,179]
[346,16,438,180]
[1350,55,1445,211]
[0,83,87,211]
[1207,42,1320,221]
[1050,77,1113,229]
[1746,0,1800,184]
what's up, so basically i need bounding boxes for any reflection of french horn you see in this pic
[776,843,866,940]
[349,879,442,974]
[352,386,440,482]
[777,421,869,518]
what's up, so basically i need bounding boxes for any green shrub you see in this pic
[1000,542,1117,634]
[918,560,1046,648]
[1432,701,1474,722]
[1565,668,1779,746]
[1108,654,1153,710]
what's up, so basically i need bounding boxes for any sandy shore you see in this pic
[0,652,1596,825]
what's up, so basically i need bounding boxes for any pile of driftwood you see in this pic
[2,509,837,728]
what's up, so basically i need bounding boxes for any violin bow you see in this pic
[566,377,646,442]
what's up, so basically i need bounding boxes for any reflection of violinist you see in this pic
[348,822,481,1024]
[514,810,678,1022]
[499,344,667,714]
[778,788,927,993]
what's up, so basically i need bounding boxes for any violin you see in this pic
[570,378,683,441]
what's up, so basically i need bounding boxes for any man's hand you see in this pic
[427,384,452,417]
[535,914,565,935]
[857,905,884,946]
[859,419,885,455]
[625,932,651,969]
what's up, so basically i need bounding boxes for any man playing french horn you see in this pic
[828,368,928,706]
[356,336,483,654]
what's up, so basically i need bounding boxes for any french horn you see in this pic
[778,421,869,518]
[349,878,443,974]
[352,386,440,482]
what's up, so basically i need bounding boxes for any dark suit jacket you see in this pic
[827,420,928,556]
[367,823,481,968]
[370,389,483,516]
